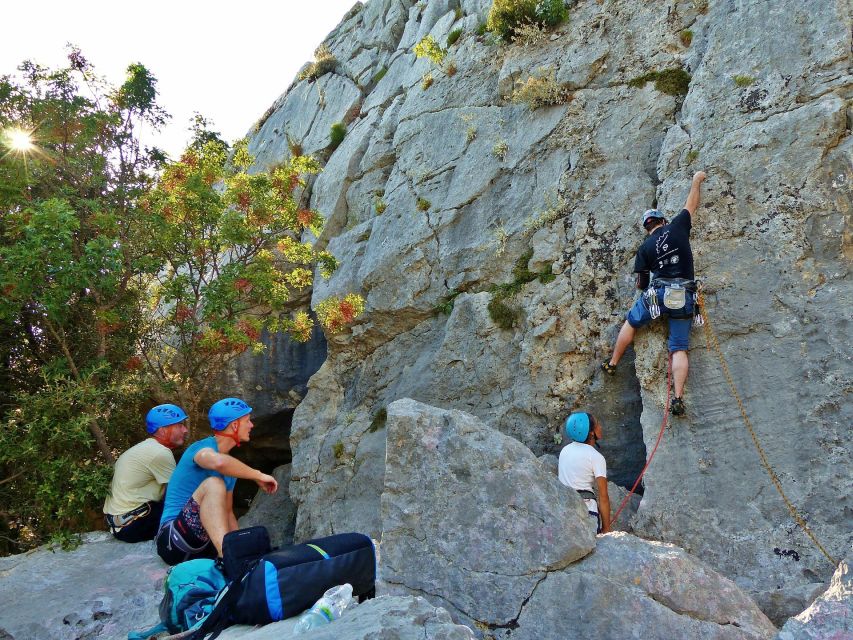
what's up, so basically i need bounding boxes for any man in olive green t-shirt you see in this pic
[103,404,188,542]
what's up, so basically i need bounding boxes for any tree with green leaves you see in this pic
[0,49,167,549]
[141,130,362,433]
[0,51,364,552]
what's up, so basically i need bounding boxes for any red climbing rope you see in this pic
[611,352,672,526]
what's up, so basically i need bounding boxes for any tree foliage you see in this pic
[0,49,166,551]
[0,51,363,552]
[141,132,355,429]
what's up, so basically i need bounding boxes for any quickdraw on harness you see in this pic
[644,277,702,323]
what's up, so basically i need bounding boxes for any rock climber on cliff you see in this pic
[558,412,611,534]
[155,398,278,565]
[601,171,707,416]
[103,404,189,542]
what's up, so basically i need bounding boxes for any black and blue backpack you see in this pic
[187,530,376,639]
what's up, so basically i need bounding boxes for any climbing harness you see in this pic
[611,352,672,525]
[697,288,839,567]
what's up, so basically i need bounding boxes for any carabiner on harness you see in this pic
[645,286,660,319]
[692,280,705,327]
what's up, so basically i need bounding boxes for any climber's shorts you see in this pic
[155,498,216,566]
[626,295,692,352]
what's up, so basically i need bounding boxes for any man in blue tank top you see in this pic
[602,171,707,417]
[155,397,278,565]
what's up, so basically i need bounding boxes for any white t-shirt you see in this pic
[558,442,607,513]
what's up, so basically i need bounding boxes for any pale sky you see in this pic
[1,0,359,157]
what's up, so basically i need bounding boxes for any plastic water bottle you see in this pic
[292,583,353,634]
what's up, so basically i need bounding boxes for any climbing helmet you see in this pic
[564,412,591,443]
[145,404,188,434]
[208,397,253,431]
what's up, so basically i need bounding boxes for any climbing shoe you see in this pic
[601,361,616,375]
[671,397,686,416]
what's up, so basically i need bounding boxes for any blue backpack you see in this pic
[129,559,226,639]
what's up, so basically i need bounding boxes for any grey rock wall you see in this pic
[238,464,297,548]
[379,399,777,640]
[246,0,852,625]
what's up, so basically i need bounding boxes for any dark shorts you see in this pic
[155,497,216,566]
[626,288,693,352]
[106,500,164,543]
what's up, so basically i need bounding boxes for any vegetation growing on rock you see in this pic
[329,122,347,149]
[733,74,756,87]
[298,44,337,81]
[511,70,571,108]
[486,0,568,41]
[414,36,446,65]
[628,67,692,96]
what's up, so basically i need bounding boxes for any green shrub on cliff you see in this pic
[628,68,691,96]
[486,0,568,41]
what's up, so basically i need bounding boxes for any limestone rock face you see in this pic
[380,399,595,627]
[249,0,852,624]
[379,399,776,640]
[500,533,778,640]
[0,534,165,640]
[776,555,853,640]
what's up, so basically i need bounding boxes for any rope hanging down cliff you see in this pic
[611,291,838,567]
[696,290,839,567]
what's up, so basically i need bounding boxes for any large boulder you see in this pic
[379,399,776,640]
[499,532,778,640]
[0,534,165,640]
[380,398,595,628]
[776,555,853,640]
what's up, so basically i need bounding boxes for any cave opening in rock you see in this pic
[591,351,647,492]
[231,407,294,516]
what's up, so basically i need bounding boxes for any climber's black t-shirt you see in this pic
[633,209,694,280]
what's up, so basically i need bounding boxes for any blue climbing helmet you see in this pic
[145,404,188,434]
[208,397,252,431]
[564,412,591,443]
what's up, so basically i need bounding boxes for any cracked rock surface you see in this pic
[379,399,776,640]
[0,533,164,640]
[246,0,851,627]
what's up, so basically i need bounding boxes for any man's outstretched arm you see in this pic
[683,170,707,215]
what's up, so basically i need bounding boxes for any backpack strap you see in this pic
[186,566,253,640]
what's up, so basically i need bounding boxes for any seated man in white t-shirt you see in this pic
[558,412,611,535]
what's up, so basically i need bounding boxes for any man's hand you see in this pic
[693,170,707,184]
[255,472,278,494]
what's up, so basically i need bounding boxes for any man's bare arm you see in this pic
[683,171,707,215]
[194,449,278,493]
[596,476,611,533]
